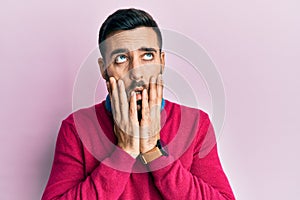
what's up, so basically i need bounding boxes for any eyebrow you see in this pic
[110,48,129,58]
[109,47,158,59]
[139,47,157,53]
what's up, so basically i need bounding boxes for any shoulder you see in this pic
[162,100,214,159]
[164,99,210,123]
[164,99,212,143]
[163,99,212,142]
[62,101,106,127]
[55,101,109,145]
[55,101,110,144]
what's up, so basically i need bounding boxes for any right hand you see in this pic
[108,77,140,158]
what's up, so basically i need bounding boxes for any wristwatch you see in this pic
[139,139,168,164]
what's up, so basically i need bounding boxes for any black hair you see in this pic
[98,8,162,59]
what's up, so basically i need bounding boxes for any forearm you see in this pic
[42,117,136,200]
[42,148,135,200]
[148,150,235,200]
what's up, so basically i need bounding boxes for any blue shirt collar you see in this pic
[105,94,165,112]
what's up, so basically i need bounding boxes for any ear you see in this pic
[98,58,107,80]
[160,51,165,73]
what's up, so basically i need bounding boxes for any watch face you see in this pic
[157,139,169,156]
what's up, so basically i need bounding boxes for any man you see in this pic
[42,8,235,199]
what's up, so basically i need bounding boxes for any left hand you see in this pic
[139,74,163,153]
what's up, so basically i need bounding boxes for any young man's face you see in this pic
[99,27,165,110]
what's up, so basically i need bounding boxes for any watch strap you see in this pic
[139,147,163,164]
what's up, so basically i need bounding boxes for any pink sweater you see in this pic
[42,100,235,199]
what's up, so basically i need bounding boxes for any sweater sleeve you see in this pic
[148,115,235,200]
[42,118,136,200]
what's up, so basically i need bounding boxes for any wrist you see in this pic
[140,144,156,154]
[139,139,168,164]
[128,152,139,158]
[117,144,139,158]
[140,135,160,153]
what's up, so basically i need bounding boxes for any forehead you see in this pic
[103,27,159,56]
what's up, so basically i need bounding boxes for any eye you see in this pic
[115,55,128,64]
[143,53,154,61]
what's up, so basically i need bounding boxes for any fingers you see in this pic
[109,77,120,122]
[139,87,159,152]
[140,89,150,127]
[108,74,163,155]
[157,74,163,105]
[149,74,163,107]
[149,76,156,107]
[129,91,139,138]
[110,78,139,155]
[118,80,129,122]
[129,91,138,123]
[110,77,132,124]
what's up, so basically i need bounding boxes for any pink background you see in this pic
[1,0,300,199]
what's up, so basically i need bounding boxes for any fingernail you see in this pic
[131,91,135,96]
[109,77,114,83]
[158,74,162,80]
[150,76,155,83]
